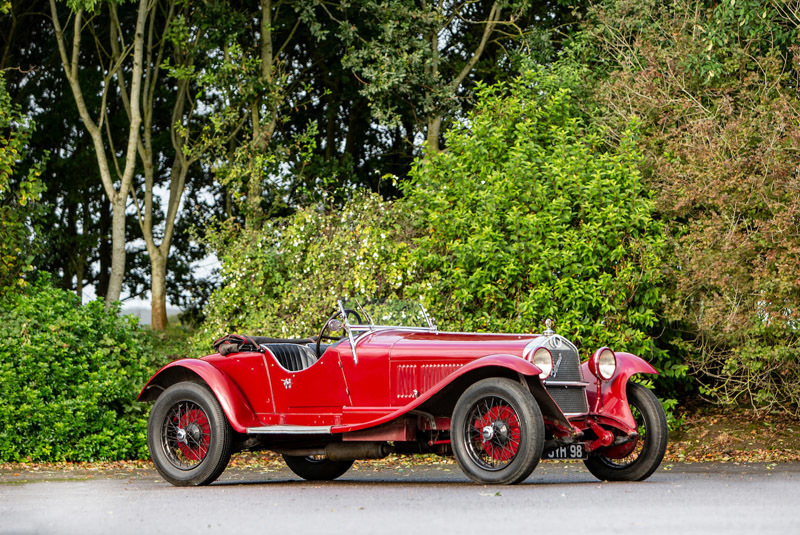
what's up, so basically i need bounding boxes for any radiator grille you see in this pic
[546,386,589,414]
[544,337,588,414]
[548,346,583,382]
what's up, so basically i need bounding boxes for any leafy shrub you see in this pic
[404,66,672,374]
[584,0,800,414]
[195,192,413,346]
[0,276,161,461]
[0,71,46,295]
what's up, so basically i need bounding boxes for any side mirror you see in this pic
[327,318,344,332]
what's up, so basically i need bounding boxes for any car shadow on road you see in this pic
[209,474,653,487]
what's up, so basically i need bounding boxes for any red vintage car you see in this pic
[138,299,667,486]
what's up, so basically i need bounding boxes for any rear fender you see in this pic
[582,352,658,432]
[138,359,261,433]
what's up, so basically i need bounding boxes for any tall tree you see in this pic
[339,0,576,154]
[119,0,206,330]
[192,0,326,228]
[48,0,148,305]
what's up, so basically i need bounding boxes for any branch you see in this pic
[49,0,117,201]
[449,1,500,91]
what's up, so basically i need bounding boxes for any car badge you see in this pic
[552,355,563,377]
[282,378,292,389]
[550,336,562,349]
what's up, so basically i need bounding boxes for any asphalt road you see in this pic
[2,462,799,535]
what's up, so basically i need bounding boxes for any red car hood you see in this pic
[371,330,540,361]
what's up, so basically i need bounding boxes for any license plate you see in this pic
[543,443,587,460]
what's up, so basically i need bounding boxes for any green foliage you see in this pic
[340,0,574,127]
[0,72,46,294]
[403,67,668,365]
[0,276,164,461]
[583,0,800,414]
[195,192,413,347]
[199,65,676,391]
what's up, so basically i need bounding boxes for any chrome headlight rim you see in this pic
[589,347,617,380]
[524,345,553,379]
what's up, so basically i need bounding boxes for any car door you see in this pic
[264,345,351,426]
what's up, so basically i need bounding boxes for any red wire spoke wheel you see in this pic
[452,378,544,485]
[163,402,212,468]
[147,382,232,486]
[583,383,668,482]
[470,400,522,465]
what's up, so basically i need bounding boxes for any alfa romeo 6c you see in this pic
[138,299,667,485]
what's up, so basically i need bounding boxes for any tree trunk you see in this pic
[49,0,148,307]
[97,195,111,299]
[427,115,443,154]
[106,193,127,303]
[150,252,168,331]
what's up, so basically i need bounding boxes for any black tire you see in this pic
[451,377,544,485]
[584,382,668,482]
[147,382,233,486]
[283,455,354,481]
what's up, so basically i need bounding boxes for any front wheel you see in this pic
[283,455,354,481]
[147,382,232,486]
[584,382,668,482]
[451,377,544,485]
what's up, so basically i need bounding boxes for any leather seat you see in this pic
[263,343,318,372]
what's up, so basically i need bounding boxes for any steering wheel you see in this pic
[316,308,363,357]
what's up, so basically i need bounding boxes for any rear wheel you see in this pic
[451,378,544,485]
[147,382,232,486]
[283,454,354,481]
[584,383,668,482]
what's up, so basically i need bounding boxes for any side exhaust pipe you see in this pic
[275,442,392,461]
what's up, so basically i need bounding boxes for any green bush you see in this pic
[198,66,682,417]
[584,0,800,414]
[195,192,413,346]
[0,277,160,462]
[404,66,671,370]
[0,71,46,295]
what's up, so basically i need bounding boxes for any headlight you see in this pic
[589,347,616,380]
[530,347,553,379]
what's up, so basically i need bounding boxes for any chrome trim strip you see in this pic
[543,381,590,387]
[246,425,332,435]
[349,324,437,332]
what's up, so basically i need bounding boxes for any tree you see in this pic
[48,0,148,305]
[583,0,800,413]
[122,0,214,330]
[0,72,45,294]
[339,0,578,154]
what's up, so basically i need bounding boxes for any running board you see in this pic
[246,425,332,435]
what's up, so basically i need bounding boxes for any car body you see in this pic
[139,299,668,485]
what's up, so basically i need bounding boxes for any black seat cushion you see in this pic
[264,343,318,372]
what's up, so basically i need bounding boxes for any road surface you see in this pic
[2,461,799,534]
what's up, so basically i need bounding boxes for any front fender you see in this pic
[333,354,542,433]
[582,352,659,431]
[452,354,543,379]
[138,359,261,433]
